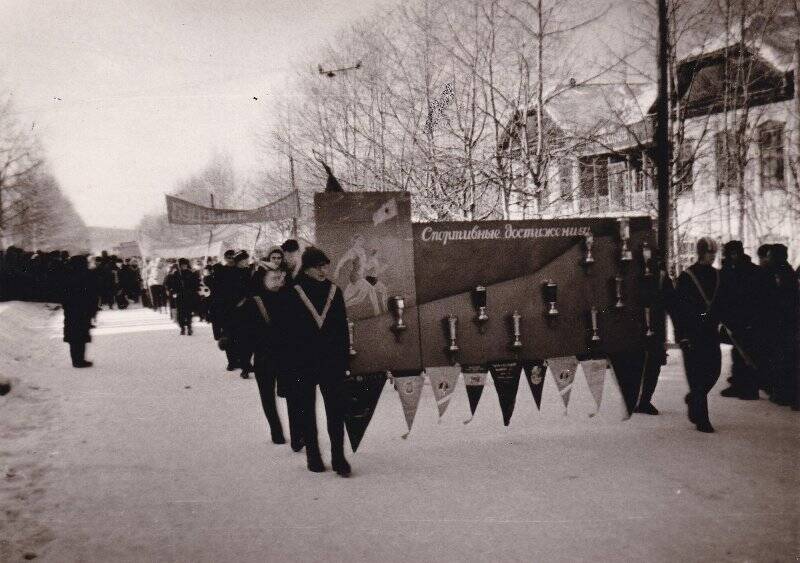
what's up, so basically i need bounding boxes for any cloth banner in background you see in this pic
[523,360,546,410]
[426,366,460,419]
[165,192,298,225]
[461,364,489,423]
[147,241,224,259]
[343,372,388,453]
[580,359,608,413]
[391,370,425,438]
[488,361,522,426]
[546,356,579,412]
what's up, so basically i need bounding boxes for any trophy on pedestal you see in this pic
[445,314,459,363]
[510,310,523,350]
[614,275,625,309]
[388,295,407,339]
[618,218,633,262]
[347,317,357,357]
[542,280,559,318]
[583,232,595,266]
[471,285,489,332]
[590,307,601,343]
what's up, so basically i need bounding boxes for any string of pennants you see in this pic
[342,357,632,453]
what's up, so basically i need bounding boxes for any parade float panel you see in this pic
[314,192,423,372]
[412,217,654,367]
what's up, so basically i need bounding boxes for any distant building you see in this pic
[504,19,799,269]
[86,226,139,255]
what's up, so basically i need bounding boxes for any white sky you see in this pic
[0,0,640,230]
[0,0,383,228]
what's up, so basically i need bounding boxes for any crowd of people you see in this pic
[2,236,799,474]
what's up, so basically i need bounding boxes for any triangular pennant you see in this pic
[461,364,488,423]
[488,361,523,426]
[579,359,608,414]
[522,360,546,410]
[607,353,645,419]
[391,370,425,437]
[342,371,387,453]
[426,366,460,419]
[546,356,579,412]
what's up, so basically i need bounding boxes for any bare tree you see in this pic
[0,92,44,246]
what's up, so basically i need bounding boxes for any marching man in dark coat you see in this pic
[172,258,200,335]
[634,248,674,415]
[282,247,351,476]
[717,241,768,401]
[248,262,304,447]
[62,255,99,368]
[671,237,723,433]
[208,250,239,371]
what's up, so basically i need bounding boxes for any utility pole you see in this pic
[289,153,299,238]
[655,0,670,267]
[655,0,671,345]
[206,193,214,257]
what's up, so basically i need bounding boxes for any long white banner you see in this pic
[165,192,299,225]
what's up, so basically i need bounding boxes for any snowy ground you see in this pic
[1,303,798,562]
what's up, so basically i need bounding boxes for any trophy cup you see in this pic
[642,241,653,277]
[471,285,489,332]
[388,295,407,336]
[542,280,559,318]
[590,307,601,343]
[583,232,595,266]
[510,310,523,350]
[618,218,633,262]
[644,307,654,337]
[346,318,357,357]
[446,314,460,354]
[614,275,625,309]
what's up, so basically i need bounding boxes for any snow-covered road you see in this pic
[2,304,798,562]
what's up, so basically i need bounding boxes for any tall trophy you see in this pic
[510,310,523,350]
[614,275,625,309]
[583,232,595,266]
[618,218,633,262]
[388,295,407,337]
[347,318,357,357]
[471,285,489,332]
[446,314,459,361]
[542,280,559,318]
[590,307,601,343]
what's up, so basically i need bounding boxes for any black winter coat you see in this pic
[62,267,99,344]
[672,263,722,345]
[280,273,349,379]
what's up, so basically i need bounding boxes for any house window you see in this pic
[608,160,627,207]
[714,131,738,193]
[759,121,785,191]
[558,159,572,200]
[595,159,609,197]
[675,140,694,194]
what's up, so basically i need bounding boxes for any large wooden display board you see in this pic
[315,192,654,373]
